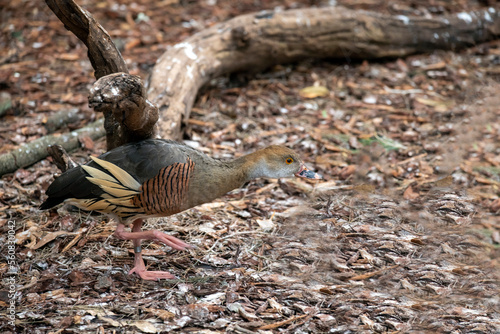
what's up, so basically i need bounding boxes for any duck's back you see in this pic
[40,139,203,215]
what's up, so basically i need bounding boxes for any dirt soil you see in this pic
[1,0,499,333]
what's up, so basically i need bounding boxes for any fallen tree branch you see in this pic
[147,6,500,139]
[0,119,104,176]
[43,108,81,133]
[40,4,500,158]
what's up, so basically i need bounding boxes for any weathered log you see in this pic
[147,7,500,139]
[0,119,104,176]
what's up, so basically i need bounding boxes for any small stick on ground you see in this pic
[47,145,79,172]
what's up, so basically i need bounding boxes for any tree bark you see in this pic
[147,6,500,140]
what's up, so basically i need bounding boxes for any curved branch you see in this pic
[147,6,500,139]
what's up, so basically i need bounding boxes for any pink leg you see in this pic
[114,219,192,281]
[114,220,191,250]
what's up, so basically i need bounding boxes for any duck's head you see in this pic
[249,145,322,180]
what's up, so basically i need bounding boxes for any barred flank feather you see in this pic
[132,158,195,216]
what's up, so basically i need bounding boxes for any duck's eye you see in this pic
[286,157,294,164]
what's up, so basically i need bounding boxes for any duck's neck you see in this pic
[184,150,267,210]
[231,150,271,180]
[217,150,268,191]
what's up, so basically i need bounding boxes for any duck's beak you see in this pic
[295,164,323,180]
